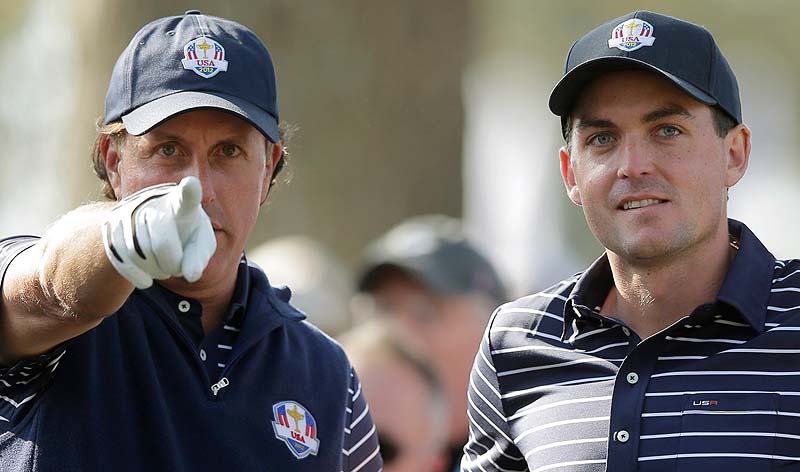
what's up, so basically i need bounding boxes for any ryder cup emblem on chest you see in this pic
[272,401,320,459]
[608,19,656,52]
[181,36,229,78]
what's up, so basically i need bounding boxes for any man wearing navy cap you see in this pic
[0,11,381,471]
[464,11,800,472]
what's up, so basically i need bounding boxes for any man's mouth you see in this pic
[622,199,665,210]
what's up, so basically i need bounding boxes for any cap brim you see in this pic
[121,91,280,143]
[358,261,456,296]
[548,56,717,118]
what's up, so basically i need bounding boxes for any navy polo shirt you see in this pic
[463,220,800,471]
[0,236,382,472]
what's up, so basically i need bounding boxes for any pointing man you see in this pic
[0,11,381,471]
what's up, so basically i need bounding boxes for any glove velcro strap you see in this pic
[102,183,177,289]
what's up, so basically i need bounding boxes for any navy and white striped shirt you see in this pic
[0,236,382,472]
[463,220,800,471]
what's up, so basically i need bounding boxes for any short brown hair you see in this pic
[91,118,292,200]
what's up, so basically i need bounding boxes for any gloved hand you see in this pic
[101,176,217,289]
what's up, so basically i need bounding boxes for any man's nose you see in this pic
[616,139,655,179]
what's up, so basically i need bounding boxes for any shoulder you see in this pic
[490,274,578,328]
[288,318,350,366]
[769,258,800,307]
[772,258,800,285]
[485,273,579,350]
[247,262,351,370]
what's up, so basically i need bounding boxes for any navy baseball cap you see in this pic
[549,11,741,137]
[104,10,279,142]
[358,215,508,304]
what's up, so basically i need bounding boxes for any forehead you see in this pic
[571,69,709,119]
[138,109,262,139]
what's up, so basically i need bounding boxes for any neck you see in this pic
[160,263,239,335]
[603,225,733,339]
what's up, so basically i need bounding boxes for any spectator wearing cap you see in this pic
[0,11,381,471]
[462,11,800,472]
[355,214,507,471]
[339,318,450,472]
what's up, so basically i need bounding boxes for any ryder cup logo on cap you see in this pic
[104,11,281,142]
[608,19,655,51]
[272,401,320,459]
[181,36,229,78]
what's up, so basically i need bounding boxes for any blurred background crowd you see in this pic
[2,1,799,471]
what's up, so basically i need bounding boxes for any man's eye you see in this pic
[589,134,614,146]
[160,144,177,156]
[658,125,681,137]
[221,144,239,157]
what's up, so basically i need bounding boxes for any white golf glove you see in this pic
[101,176,217,289]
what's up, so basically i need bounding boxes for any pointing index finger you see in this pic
[173,176,203,220]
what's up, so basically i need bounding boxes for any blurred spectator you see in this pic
[248,236,354,336]
[339,319,449,472]
[354,214,508,470]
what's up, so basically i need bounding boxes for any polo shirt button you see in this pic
[615,430,630,443]
[626,372,639,385]
[178,300,191,313]
[622,327,631,336]
[200,349,207,361]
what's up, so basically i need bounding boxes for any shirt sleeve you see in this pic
[341,366,383,472]
[0,236,68,429]
[460,312,528,472]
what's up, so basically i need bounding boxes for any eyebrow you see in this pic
[574,104,696,133]
[574,118,615,132]
[143,131,187,143]
[642,104,694,123]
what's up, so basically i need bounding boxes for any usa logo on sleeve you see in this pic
[271,401,320,459]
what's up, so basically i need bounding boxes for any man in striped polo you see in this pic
[463,11,799,472]
[0,11,381,471]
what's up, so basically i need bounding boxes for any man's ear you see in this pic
[560,146,582,206]
[261,141,283,205]
[724,123,751,188]
[102,136,123,199]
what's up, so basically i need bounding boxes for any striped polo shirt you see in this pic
[462,219,800,472]
[0,236,382,472]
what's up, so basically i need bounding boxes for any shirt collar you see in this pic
[716,219,775,334]
[145,253,306,326]
[562,218,775,340]
[151,254,253,324]
[562,254,614,342]
[244,254,307,323]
